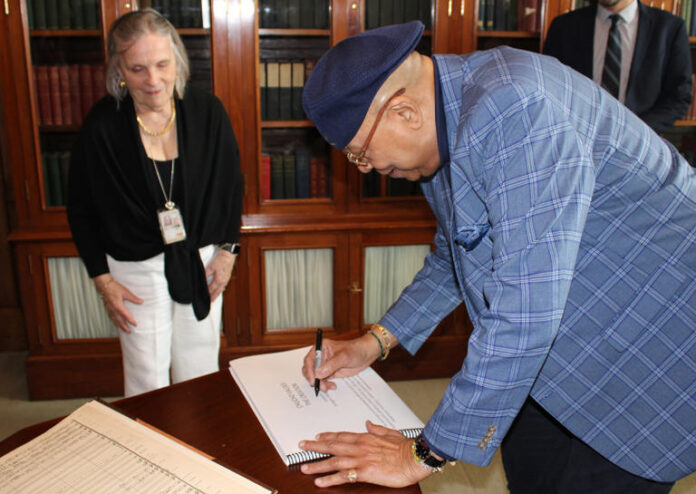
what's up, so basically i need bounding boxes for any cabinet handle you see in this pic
[4,0,9,15]
[348,281,363,294]
[448,0,453,16]
[461,0,465,17]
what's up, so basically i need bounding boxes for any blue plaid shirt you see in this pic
[380,47,696,482]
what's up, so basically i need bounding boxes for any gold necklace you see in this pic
[136,98,176,136]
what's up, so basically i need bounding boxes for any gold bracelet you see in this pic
[371,323,391,361]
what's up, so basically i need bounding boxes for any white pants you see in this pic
[107,245,222,397]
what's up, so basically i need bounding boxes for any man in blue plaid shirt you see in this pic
[299,21,696,493]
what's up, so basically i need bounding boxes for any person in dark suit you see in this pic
[543,0,692,133]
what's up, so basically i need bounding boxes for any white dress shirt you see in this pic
[593,0,639,103]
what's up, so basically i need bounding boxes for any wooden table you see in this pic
[0,369,421,494]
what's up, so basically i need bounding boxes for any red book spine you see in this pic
[261,154,271,200]
[91,64,106,102]
[79,64,94,119]
[48,65,63,126]
[58,65,72,126]
[309,157,319,198]
[35,66,53,126]
[68,65,82,125]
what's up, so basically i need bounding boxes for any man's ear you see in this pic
[391,98,423,129]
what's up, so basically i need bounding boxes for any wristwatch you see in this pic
[218,242,241,254]
[413,433,447,472]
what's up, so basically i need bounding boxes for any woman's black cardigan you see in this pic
[67,87,243,320]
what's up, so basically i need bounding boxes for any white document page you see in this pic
[228,346,424,465]
[0,400,273,494]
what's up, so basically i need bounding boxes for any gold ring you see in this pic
[346,469,358,483]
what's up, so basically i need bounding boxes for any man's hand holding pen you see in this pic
[300,328,432,488]
[302,330,388,394]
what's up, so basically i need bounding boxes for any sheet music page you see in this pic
[228,346,424,465]
[0,400,273,494]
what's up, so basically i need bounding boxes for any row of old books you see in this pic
[477,0,540,31]
[259,0,329,29]
[363,173,422,198]
[27,0,100,30]
[675,0,696,36]
[42,151,71,206]
[34,64,106,127]
[260,60,316,121]
[150,0,211,29]
[261,151,330,200]
[364,0,433,30]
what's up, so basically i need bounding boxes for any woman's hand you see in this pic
[299,421,432,488]
[94,274,143,333]
[205,249,236,301]
[302,333,384,393]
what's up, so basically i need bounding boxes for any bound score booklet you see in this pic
[228,346,424,466]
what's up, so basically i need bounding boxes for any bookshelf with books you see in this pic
[0,0,231,399]
[5,0,597,397]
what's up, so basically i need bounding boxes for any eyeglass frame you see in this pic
[344,88,406,168]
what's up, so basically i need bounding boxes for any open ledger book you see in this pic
[229,346,424,466]
[0,400,275,494]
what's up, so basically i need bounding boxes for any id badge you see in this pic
[157,207,187,244]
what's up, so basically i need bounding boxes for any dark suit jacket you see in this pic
[543,1,692,132]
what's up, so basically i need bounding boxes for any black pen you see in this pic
[314,328,323,396]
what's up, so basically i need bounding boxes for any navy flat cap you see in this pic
[302,21,425,150]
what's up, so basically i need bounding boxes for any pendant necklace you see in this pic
[152,158,176,210]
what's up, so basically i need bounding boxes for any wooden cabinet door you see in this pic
[243,230,352,349]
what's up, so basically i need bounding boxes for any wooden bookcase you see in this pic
[1,0,579,399]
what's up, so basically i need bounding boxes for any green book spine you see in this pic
[83,0,97,29]
[291,61,304,120]
[313,0,328,29]
[283,153,296,199]
[270,153,284,199]
[26,0,35,29]
[59,151,71,203]
[70,0,84,29]
[58,0,71,28]
[278,62,292,120]
[392,0,404,24]
[259,62,268,121]
[299,0,314,28]
[420,0,431,29]
[366,0,379,28]
[295,149,310,199]
[46,152,63,206]
[287,0,300,28]
[42,153,52,206]
[266,62,280,121]
[379,0,393,26]
[45,0,58,29]
[404,0,418,22]
[32,0,46,30]
[260,0,272,28]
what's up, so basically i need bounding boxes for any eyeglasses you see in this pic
[345,88,406,168]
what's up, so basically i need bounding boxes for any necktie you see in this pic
[602,14,622,98]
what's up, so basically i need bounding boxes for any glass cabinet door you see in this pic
[264,247,334,330]
[48,257,118,340]
[362,244,430,324]
[26,0,104,209]
[258,0,332,203]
